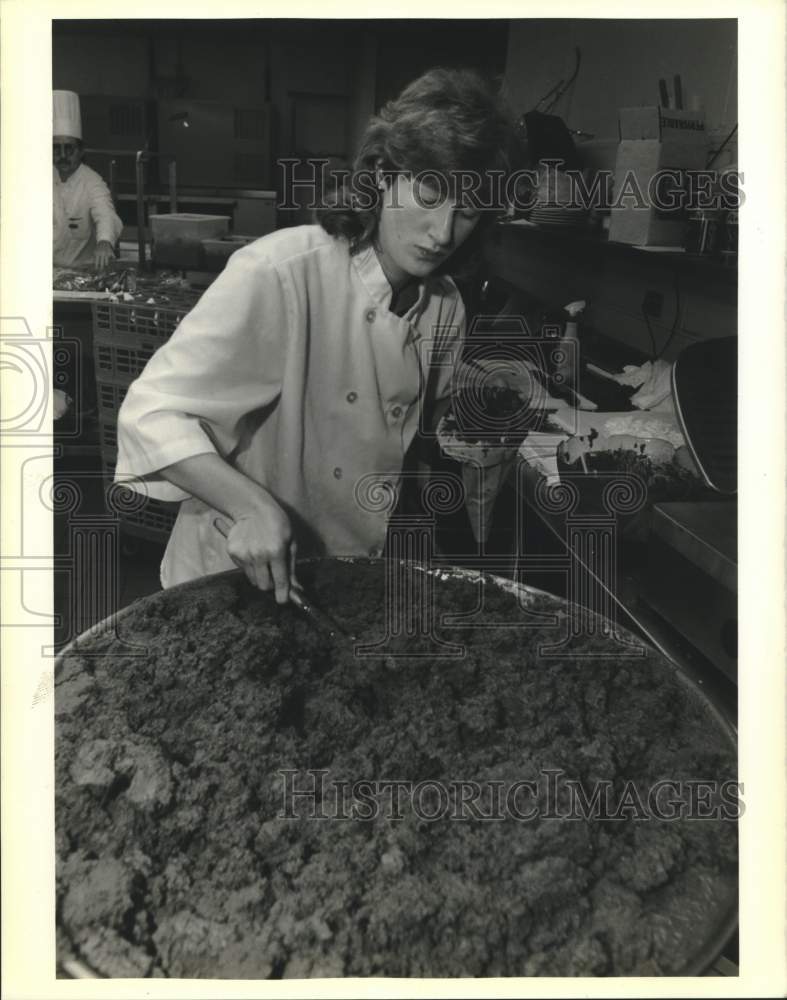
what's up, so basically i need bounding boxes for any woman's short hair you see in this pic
[317,67,517,272]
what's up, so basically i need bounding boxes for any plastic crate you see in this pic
[92,294,198,345]
[96,379,129,418]
[98,414,118,452]
[102,453,178,543]
[93,328,162,384]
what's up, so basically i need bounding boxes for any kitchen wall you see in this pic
[504,19,737,161]
[374,20,509,107]
[53,19,508,195]
[53,21,369,194]
[53,24,270,104]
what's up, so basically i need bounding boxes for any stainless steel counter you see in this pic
[504,458,738,720]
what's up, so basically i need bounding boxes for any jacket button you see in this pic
[333,467,343,479]
[346,391,358,403]
[365,309,376,323]
[390,405,403,419]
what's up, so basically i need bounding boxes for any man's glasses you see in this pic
[53,143,78,157]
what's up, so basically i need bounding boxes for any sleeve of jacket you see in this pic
[115,245,289,502]
[86,171,123,245]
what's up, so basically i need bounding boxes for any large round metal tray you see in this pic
[56,558,738,978]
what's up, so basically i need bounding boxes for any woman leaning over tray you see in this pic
[115,68,517,601]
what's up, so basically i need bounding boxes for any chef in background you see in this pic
[53,90,123,270]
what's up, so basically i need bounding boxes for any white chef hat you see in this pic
[53,90,82,140]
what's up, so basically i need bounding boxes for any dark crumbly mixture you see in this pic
[56,562,737,978]
[442,387,550,446]
[571,449,707,504]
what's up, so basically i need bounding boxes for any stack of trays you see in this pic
[529,204,588,229]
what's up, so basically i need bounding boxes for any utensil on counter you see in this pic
[673,74,684,110]
[658,75,683,112]
[213,517,356,643]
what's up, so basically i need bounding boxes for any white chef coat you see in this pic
[53,163,123,267]
[115,224,465,587]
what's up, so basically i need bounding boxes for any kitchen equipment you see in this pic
[518,111,581,170]
[684,209,722,255]
[720,209,738,259]
[55,558,737,978]
[673,74,684,110]
[200,235,255,271]
[150,213,230,268]
[639,501,737,681]
[671,336,737,494]
[609,106,706,247]
[529,206,588,229]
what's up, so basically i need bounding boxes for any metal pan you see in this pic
[672,337,737,495]
[55,557,737,978]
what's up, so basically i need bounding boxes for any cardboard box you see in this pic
[608,107,707,247]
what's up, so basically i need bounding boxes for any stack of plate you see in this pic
[529,205,588,229]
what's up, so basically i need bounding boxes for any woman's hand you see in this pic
[214,500,298,604]
[157,453,299,603]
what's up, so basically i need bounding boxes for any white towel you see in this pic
[612,360,673,410]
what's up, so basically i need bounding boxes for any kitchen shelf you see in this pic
[115,194,237,207]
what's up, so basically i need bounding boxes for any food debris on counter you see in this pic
[53,265,192,304]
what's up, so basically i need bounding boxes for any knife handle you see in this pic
[288,586,310,612]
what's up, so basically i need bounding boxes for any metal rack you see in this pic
[85,147,178,270]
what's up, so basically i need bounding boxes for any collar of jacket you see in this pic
[351,243,428,319]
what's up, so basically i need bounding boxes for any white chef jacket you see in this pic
[115,225,465,587]
[53,163,123,267]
